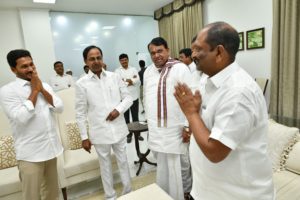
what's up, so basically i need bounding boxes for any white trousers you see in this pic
[94,138,132,200]
[154,151,184,200]
[180,144,192,193]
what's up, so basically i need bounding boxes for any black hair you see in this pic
[83,65,89,69]
[139,60,145,67]
[53,61,63,67]
[147,37,168,51]
[205,21,239,62]
[119,53,128,60]
[179,48,192,57]
[83,45,103,60]
[7,49,32,68]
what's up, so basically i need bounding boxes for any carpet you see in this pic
[80,171,156,200]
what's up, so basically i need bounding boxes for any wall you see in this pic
[203,0,273,105]
[0,9,56,86]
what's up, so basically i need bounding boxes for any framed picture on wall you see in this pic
[238,32,244,51]
[246,28,265,49]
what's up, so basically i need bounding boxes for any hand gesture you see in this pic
[174,83,202,118]
[82,139,92,153]
[31,68,43,92]
[106,109,120,121]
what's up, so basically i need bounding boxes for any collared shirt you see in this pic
[190,62,275,200]
[115,66,140,100]
[50,74,74,92]
[75,70,133,144]
[188,62,197,73]
[0,78,64,162]
[144,62,192,154]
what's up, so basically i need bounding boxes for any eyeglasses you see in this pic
[87,56,102,62]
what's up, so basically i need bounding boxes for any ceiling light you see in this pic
[33,0,56,4]
[102,26,115,30]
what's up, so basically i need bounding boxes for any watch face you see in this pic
[184,127,190,132]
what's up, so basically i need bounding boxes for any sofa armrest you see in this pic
[285,139,300,174]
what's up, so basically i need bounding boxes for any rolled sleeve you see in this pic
[115,74,133,113]
[75,82,89,140]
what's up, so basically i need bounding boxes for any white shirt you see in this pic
[190,62,275,200]
[50,74,74,92]
[115,66,140,100]
[0,78,64,162]
[75,70,133,144]
[144,62,192,154]
[188,62,197,73]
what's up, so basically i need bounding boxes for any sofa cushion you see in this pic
[63,148,99,178]
[273,170,300,200]
[285,140,300,174]
[65,122,82,150]
[0,136,17,169]
[0,166,21,196]
[267,119,299,171]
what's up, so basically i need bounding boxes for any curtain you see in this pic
[155,0,203,58]
[270,0,300,128]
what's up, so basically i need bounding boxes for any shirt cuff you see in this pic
[209,127,237,150]
[24,100,34,112]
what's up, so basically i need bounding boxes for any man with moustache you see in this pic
[75,45,132,200]
[143,37,192,200]
[50,61,74,92]
[174,22,275,200]
[0,49,64,200]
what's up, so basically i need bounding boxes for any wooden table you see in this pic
[127,122,157,176]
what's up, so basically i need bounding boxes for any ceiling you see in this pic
[0,0,173,16]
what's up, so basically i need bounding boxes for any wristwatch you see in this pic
[184,126,190,133]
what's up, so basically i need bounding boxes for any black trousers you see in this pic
[124,99,139,138]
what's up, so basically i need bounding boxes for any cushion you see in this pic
[0,136,17,169]
[267,119,299,171]
[285,139,300,174]
[273,170,300,200]
[0,166,21,196]
[65,122,82,150]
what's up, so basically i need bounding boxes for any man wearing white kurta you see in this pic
[174,22,275,200]
[144,37,192,200]
[0,49,64,200]
[76,45,132,200]
[50,61,74,92]
[115,53,142,143]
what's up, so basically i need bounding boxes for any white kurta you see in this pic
[75,70,133,144]
[144,62,192,154]
[50,74,74,92]
[115,66,140,101]
[0,78,63,162]
[190,62,275,200]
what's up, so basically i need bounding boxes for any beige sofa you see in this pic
[269,120,300,200]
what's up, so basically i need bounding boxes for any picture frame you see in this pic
[238,32,244,51]
[246,28,265,49]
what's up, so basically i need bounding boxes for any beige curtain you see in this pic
[270,0,300,128]
[157,0,203,58]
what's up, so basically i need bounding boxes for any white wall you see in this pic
[0,9,56,86]
[203,0,273,105]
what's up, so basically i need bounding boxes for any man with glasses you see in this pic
[75,45,132,200]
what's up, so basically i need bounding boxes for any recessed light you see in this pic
[33,0,56,4]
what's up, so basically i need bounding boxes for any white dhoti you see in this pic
[94,138,132,200]
[180,144,192,194]
[154,151,184,200]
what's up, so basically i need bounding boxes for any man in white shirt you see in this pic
[115,53,143,143]
[76,45,132,200]
[50,61,74,92]
[179,48,197,73]
[0,49,64,200]
[174,22,275,200]
[144,37,192,200]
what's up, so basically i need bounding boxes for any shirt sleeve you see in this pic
[114,73,133,113]
[209,88,255,150]
[0,85,35,125]
[131,68,141,86]
[75,81,89,140]
[43,83,64,113]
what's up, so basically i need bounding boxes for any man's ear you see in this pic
[10,67,17,74]
[215,45,226,63]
